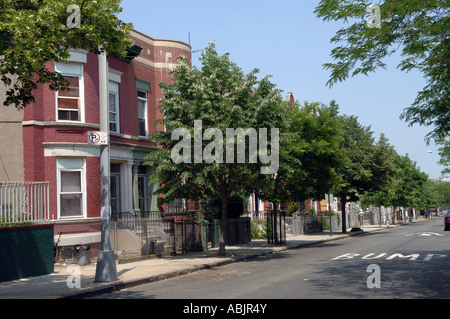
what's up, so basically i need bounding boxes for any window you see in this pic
[55,63,84,122]
[109,81,120,133]
[110,164,121,214]
[58,76,81,121]
[138,90,148,137]
[137,166,149,212]
[57,158,85,218]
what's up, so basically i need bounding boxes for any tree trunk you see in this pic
[218,184,228,256]
[341,198,347,234]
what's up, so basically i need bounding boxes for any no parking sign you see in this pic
[88,131,108,145]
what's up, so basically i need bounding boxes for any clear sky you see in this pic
[118,0,445,179]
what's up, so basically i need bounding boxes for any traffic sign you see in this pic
[88,131,108,145]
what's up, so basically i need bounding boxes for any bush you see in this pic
[251,219,267,239]
[0,215,34,228]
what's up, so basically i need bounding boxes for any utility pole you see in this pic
[94,47,118,283]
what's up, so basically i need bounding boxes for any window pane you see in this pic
[139,119,146,136]
[59,88,80,98]
[109,93,116,112]
[59,76,80,98]
[65,76,80,88]
[61,171,81,193]
[138,100,145,118]
[109,112,116,126]
[138,90,147,99]
[109,122,117,133]
[60,194,82,217]
[58,98,79,110]
[58,110,79,121]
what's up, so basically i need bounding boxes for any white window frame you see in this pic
[138,90,148,137]
[109,81,120,133]
[55,63,85,123]
[57,158,86,219]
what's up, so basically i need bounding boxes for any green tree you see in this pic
[147,43,286,255]
[333,115,393,232]
[271,100,342,203]
[0,0,133,108]
[315,0,450,141]
[258,100,343,243]
[360,134,398,210]
[416,179,444,212]
[436,181,450,209]
[390,154,429,216]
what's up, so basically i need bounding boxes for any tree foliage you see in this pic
[266,100,343,202]
[146,43,286,255]
[315,0,450,141]
[359,133,398,208]
[437,136,450,174]
[332,114,397,231]
[0,0,133,108]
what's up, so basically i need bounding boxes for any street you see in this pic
[93,218,450,299]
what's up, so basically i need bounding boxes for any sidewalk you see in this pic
[0,224,398,299]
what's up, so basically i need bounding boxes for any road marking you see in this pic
[405,232,443,237]
[332,253,448,262]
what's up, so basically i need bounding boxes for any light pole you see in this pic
[94,47,118,283]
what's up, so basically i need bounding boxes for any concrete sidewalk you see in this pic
[0,224,397,299]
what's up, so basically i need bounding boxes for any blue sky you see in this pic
[118,0,444,179]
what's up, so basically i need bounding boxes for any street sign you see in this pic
[88,131,108,145]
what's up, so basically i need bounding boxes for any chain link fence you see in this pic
[285,214,340,236]
[53,219,102,262]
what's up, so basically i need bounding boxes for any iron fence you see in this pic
[112,210,201,257]
[0,182,49,226]
[112,218,175,258]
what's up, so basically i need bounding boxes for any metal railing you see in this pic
[0,182,49,226]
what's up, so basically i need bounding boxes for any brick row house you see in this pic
[0,30,191,223]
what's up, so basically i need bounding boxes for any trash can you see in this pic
[74,245,91,266]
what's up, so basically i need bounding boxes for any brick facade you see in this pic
[4,30,191,221]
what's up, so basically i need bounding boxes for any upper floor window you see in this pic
[138,90,148,137]
[55,63,84,122]
[109,81,120,133]
[108,69,122,133]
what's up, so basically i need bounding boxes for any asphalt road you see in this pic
[94,218,450,300]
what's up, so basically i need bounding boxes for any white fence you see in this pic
[0,182,49,225]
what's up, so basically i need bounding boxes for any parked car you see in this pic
[444,212,450,231]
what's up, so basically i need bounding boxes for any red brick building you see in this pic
[1,30,191,221]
